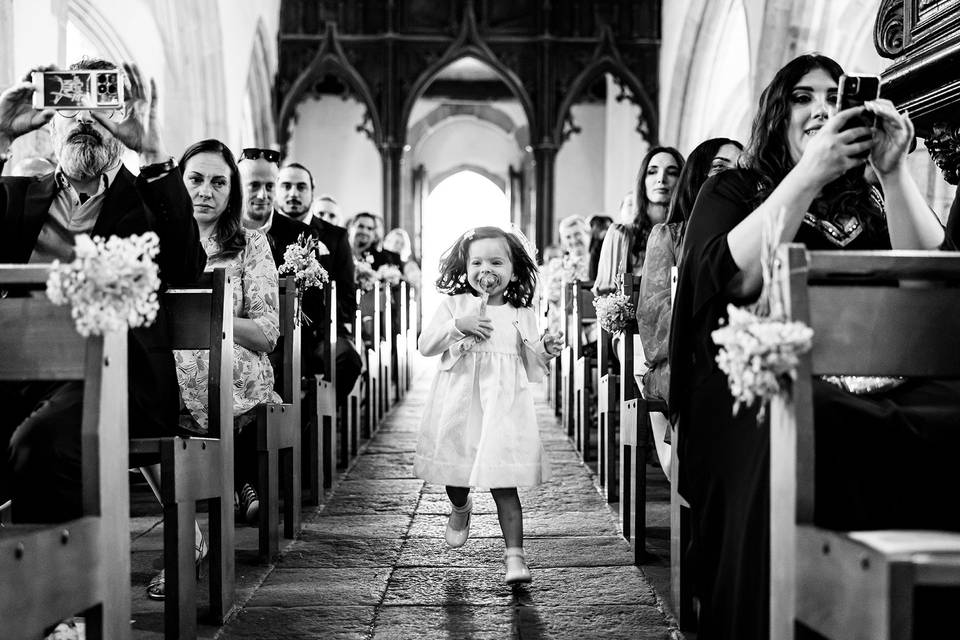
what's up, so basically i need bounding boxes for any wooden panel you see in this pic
[0,264,50,284]
[809,286,960,376]
[163,289,214,349]
[0,299,86,379]
[808,250,960,281]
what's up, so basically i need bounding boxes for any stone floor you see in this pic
[130,371,681,639]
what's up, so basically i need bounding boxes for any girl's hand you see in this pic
[455,314,493,341]
[795,108,874,188]
[865,99,914,177]
[542,330,564,356]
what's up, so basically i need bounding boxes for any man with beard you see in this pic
[348,211,403,269]
[0,59,206,523]
[264,160,361,404]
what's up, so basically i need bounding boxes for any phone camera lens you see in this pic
[850,78,859,91]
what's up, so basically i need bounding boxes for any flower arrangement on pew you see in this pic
[376,264,403,287]
[46,232,161,337]
[279,232,330,326]
[593,290,635,335]
[711,209,813,421]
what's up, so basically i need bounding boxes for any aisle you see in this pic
[217,375,679,639]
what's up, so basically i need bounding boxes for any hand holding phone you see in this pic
[31,70,123,112]
[836,74,880,160]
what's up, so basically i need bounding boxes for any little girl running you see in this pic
[415,226,563,585]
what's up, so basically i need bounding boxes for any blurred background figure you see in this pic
[587,213,613,278]
[10,156,55,177]
[312,193,342,226]
[383,227,422,299]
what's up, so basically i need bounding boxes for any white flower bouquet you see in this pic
[46,232,161,337]
[376,264,403,287]
[593,291,635,335]
[355,259,378,292]
[279,233,330,326]
[711,208,813,420]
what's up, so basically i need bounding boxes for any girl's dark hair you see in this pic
[742,53,884,231]
[179,139,246,260]
[665,138,744,230]
[435,226,539,308]
[632,146,685,256]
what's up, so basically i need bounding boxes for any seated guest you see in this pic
[260,160,361,404]
[238,146,281,233]
[313,193,342,226]
[544,215,592,335]
[669,53,960,638]
[0,59,206,524]
[143,139,282,600]
[593,147,684,295]
[635,137,742,477]
[587,213,613,278]
[383,227,422,298]
[349,211,403,269]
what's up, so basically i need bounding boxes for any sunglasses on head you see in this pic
[239,147,281,164]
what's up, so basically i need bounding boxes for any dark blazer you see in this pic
[268,211,357,336]
[361,247,403,271]
[0,166,207,436]
[948,188,960,250]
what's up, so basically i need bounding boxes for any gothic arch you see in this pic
[67,0,137,65]
[246,18,276,147]
[398,10,535,146]
[407,103,526,157]
[428,164,507,193]
[552,27,658,146]
[277,23,383,150]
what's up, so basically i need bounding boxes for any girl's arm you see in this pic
[418,298,467,357]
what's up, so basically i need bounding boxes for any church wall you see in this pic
[287,96,383,220]
[555,103,607,225]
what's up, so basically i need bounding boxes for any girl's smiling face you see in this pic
[467,237,514,305]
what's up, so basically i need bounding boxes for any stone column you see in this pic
[380,140,403,230]
[533,142,558,251]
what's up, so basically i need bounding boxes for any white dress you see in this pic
[414,301,551,488]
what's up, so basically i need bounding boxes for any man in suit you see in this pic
[0,59,206,523]
[239,156,361,402]
[348,211,403,269]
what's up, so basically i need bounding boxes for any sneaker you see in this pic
[239,483,260,524]
[504,548,532,584]
[444,498,472,549]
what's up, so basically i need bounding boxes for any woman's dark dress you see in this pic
[668,169,960,640]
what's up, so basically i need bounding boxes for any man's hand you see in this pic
[542,330,564,357]
[455,314,493,341]
[91,62,167,164]
[0,81,54,151]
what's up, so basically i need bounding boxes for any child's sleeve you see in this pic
[418,297,467,357]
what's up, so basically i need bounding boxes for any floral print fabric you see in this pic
[175,229,282,432]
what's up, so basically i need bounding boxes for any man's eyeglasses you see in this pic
[239,148,281,164]
[57,107,126,121]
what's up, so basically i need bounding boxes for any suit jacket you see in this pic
[0,165,207,436]
[418,294,552,383]
[268,211,357,336]
[361,247,403,270]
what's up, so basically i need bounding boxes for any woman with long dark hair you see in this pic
[143,139,282,600]
[635,137,742,477]
[592,146,684,294]
[669,54,959,639]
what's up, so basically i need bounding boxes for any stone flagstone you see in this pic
[217,371,681,640]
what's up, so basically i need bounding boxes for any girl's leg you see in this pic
[446,485,471,508]
[490,487,523,548]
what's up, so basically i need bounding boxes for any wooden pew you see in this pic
[618,275,652,564]
[303,281,338,499]
[254,275,301,561]
[666,265,696,631]
[359,282,382,437]
[770,246,960,640]
[0,265,130,640]
[379,282,394,418]
[560,281,576,438]
[572,279,597,464]
[344,289,363,460]
[130,269,234,639]
[396,282,408,400]
[596,280,628,503]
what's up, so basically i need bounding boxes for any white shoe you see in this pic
[504,547,532,584]
[445,498,472,548]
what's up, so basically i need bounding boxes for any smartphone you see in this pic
[31,70,123,111]
[836,74,880,129]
